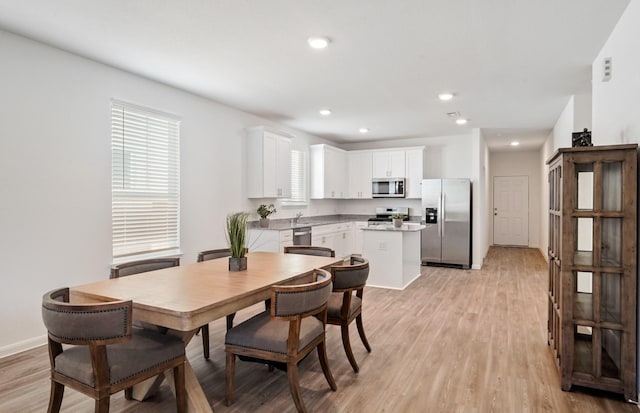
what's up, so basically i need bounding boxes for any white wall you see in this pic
[0,30,336,356]
[471,129,489,269]
[592,1,640,146]
[590,0,640,398]
[573,92,592,132]
[539,131,554,260]
[489,150,542,249]
[553,96,575,150]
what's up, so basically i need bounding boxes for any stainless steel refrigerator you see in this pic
[421,179,471,268]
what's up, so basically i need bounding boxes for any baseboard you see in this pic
[471,264,482,270]
[0,335,47,359]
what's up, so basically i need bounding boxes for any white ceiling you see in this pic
[0,1,630,150]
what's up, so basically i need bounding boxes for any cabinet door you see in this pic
[372,152,389,178]
[405,148,424,198]
[276,136,292,198]
[348,152,373,198]
[262,132,279,198]
[335,150,347,198]
[352,222,367,255]
[389,150,406,177]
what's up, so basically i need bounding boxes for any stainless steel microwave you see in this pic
[372,178,405,198]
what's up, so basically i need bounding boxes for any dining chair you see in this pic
[327,255,371,373]
[110,257,180,279]
[196,248,237,359]
[283,245,336,257]
[41,287,186,413]
[225,268,337,413]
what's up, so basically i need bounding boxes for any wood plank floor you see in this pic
[1,247,637,412]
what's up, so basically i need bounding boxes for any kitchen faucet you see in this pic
[293,211,303,225]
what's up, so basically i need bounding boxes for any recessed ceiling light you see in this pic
[319,108,332,116]
[455,118,468,125]
[358,127,369,133]
[510,141,520,146]
[308,37,330,49]
[438,92,454,101]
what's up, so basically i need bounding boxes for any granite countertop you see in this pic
[361,223,426,232]
[248,215,423,231]
[248,214,372,231]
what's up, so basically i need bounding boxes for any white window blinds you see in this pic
[282,149,307,206]
[111,101,180,258]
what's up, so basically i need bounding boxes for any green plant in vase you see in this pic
[257,203,277,227]
[226,211,249,271]
[390,213,406,228]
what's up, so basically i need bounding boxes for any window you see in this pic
[282,149,307,206]
[111,100,180,259]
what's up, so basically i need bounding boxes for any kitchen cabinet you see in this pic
[546,144,637,401]
[247,127,292,198]
[347,151,373,199]
[310,144,347,199]
[248,229,293,253]
[372,150,405,178]
[311,222,353,258]
[351,222,368,255]
[405,147,425,199]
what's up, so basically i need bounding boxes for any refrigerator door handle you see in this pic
[438,193,443,237]
[441,192,445,237]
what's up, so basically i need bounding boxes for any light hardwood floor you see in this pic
[1,247,637,412]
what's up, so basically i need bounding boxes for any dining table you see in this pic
[70,251,344,413]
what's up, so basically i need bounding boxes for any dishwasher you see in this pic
[292,227,312,245]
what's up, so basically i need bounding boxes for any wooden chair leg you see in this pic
[356,314,371,352]
[286,362,307,413]
[124,387,133,400]
[173,363,186,413]
[201,324,210,359]
[225,351,236,406]
[226,313,236,331]
[47,381,64,413]
[317,340,337,391]
[95,397,109,413]
[341,324,359,373]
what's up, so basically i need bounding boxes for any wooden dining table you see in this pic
[70,251,343,413]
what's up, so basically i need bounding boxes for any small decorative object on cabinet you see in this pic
[226,211,249,271]
[546,144,637,401]
[257,203,276,227]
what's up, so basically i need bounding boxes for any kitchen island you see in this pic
[362,223,425,289]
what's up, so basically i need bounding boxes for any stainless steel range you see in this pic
[367,207,410,226]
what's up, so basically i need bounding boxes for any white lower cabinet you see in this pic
[311,223,353,258]
[351,222,368,256]
[248,229,292,253]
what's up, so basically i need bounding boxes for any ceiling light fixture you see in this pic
[510,141,520,146]
[308,36,330,49]
[319,108,332,116]
[359,127,369,133]
[455,118,468,125]
[438,92,454,101]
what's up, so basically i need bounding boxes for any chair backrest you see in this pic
[110,257,180,278]
[283,245,335,257]
[330,256,370,291]
[271,269,332,319]
[197,248,232,262]
[41,287,132,345]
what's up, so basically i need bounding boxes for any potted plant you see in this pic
[390,213,406,228]
[257,203,277,227]
[226,211,249,271]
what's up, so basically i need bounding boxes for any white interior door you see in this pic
[493,176,529,246]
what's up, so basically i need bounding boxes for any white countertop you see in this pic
[361,223,425,232]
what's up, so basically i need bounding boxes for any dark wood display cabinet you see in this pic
[547,144,637,402]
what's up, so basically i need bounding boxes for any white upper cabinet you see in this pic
[310,144,347,199]
[347,151,373,199]
[247,127,293,198]
[372,150,406,178]
[405,147,425,198]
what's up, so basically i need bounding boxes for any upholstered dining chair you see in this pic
[283,245,336,257]
[327,256,371,373]
[41,287,186,413]
[196,248,237,359]
[110,257,180,279]
[225,268,337,413]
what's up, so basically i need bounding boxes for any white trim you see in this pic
[0,335,47,359]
